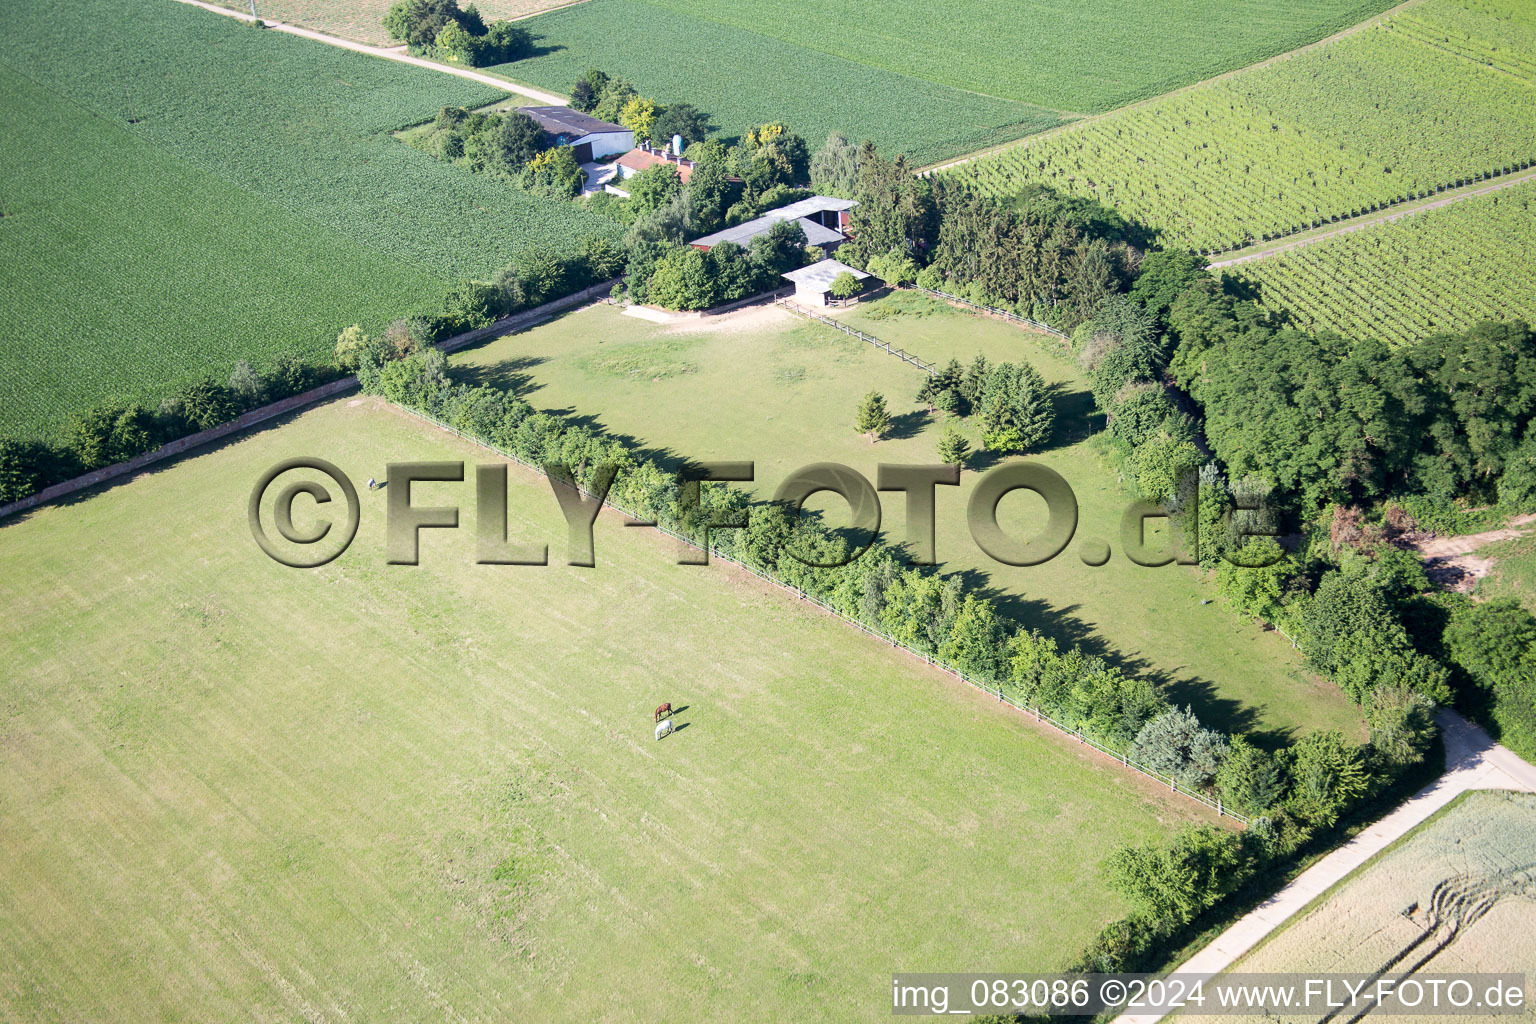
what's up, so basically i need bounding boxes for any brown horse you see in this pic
[654,702,671,722]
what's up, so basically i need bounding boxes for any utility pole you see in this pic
[124,87,139,125]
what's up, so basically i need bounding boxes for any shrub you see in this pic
[1443,598,1536,758]
[1283,731,1368,828]
[866,250,918,287]
[855,390,891,439]
[228,359,265,408]
[164,377,238,432]
[1105,824,1254,930]
[1365,683,1437,769]
[1215,736,1285,815]
[0,436,59,503]
[829,270,862,299]
[976,361,1053,453]
[334,325,380,371]
[1301,566,1452,704]
[936,425,971,468]
[1130,707,1228,789]
[646,246,718,311]
[522,146,584,200]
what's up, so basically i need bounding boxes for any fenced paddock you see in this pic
[0,398,1200,1021]
[775,297,938,374]
[400,401,1247,824]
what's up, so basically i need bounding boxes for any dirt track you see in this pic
[1403,514,1536,591]
[170,0,568,104]
[1209,168,1536,268]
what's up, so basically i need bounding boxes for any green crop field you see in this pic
[501,0,1395,161]
[0,398,1202,1021]
[0,67,441,440]
[945,0,1536,251]
[490,0,1066,165]
[1238,181,1536,347]
[0,0,619,439]
[451,299,1364,743]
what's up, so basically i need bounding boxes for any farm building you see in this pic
[781,259,869,307]
[690,196,856,252]
[521,106,633,162]
[616,143,696,184]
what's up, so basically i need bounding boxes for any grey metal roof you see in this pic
[690,196,857,249]
[770,196,857,218]
[781,258,870,288]
[520,106,630,139]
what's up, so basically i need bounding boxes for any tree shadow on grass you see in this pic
[452,354,547,396]
[937,560,1268,738]
[1045,385,1103,452]
[884,409,929,442]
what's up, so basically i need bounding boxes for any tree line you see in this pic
[383,0,533,67]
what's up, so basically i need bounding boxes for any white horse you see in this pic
[654,718,674,741]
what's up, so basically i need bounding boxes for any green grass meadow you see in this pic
[0,398,1202,1021]
[0,0,619,439]
[1477,532,1536,613]
[451,297,1364,743]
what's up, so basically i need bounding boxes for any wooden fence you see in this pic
[398,401,1248,825]
[774,297,938,374]
[918,287,1071,342]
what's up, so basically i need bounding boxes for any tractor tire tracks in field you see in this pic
[1112,711,1536,1024]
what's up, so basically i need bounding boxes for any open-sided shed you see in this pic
[781,259,870,307]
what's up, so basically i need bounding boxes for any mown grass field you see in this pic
[210,0,578,45]
[0,398,1202,1021]
[489,0,1066,165]
[504,0,1394,157]
[452,298,1364,743]
[1477,532,1536,613]
[1196,790,1536,1023]
[0,0,619,439]
[946,0,1536,251]
[1240,180,1536,346]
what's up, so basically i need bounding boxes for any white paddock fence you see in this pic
[395,401,1248,825]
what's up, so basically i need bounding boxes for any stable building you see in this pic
[781,259,869,307]
[689,196,857,252]
[521,106,633,162]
